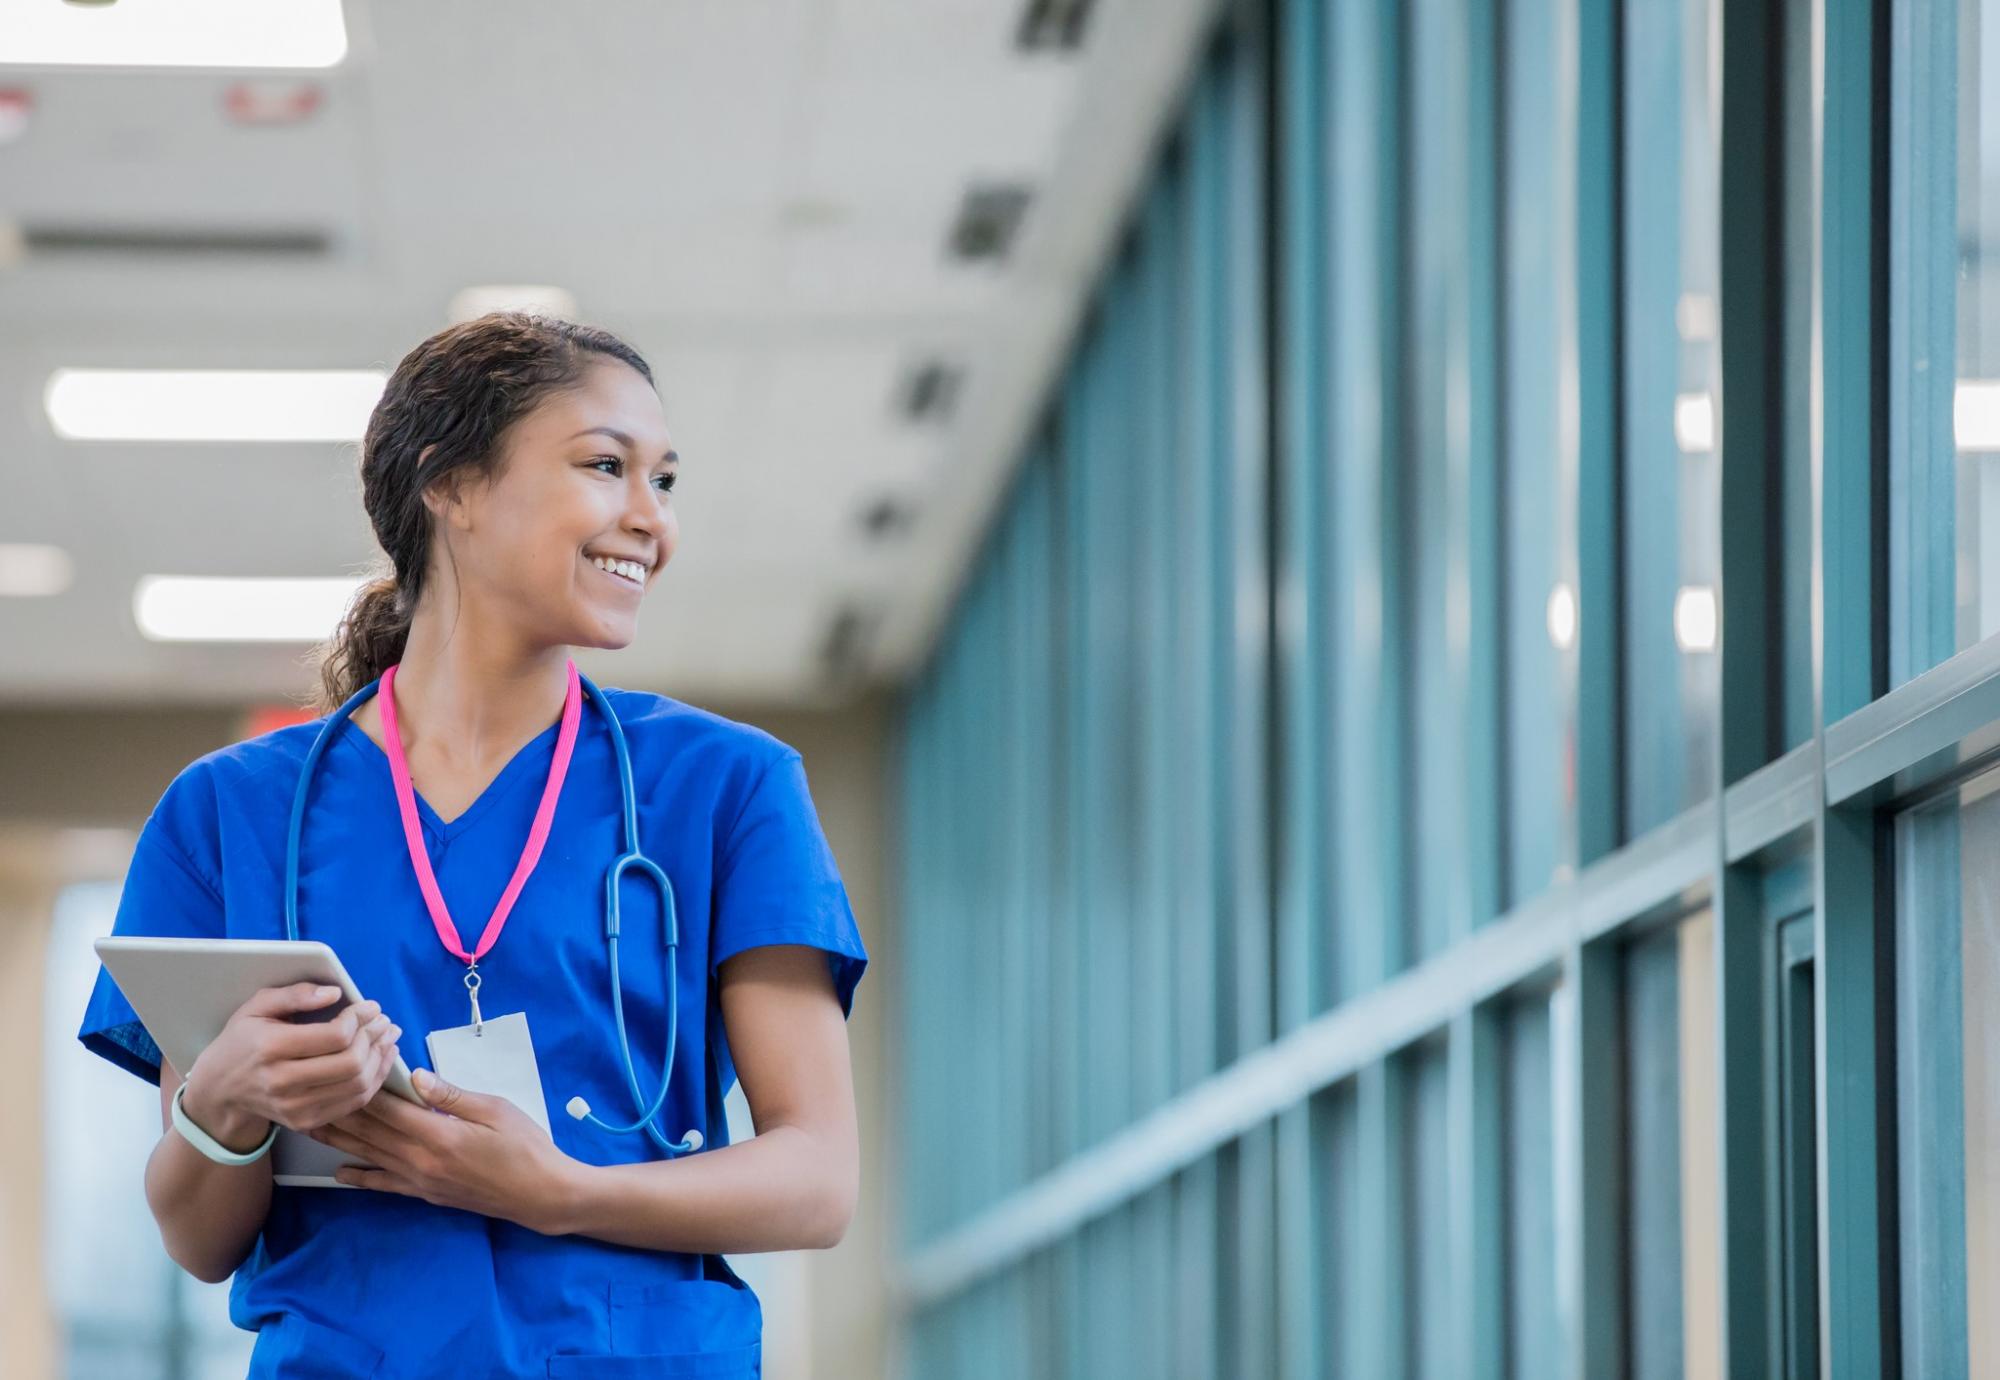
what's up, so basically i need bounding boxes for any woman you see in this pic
[75,313,868,1378]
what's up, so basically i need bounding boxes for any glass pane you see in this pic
[44,882,255,1379]
[1402,1044,1453,1380]
[1621,0,1721,836]
[1775,0,1815,750]
[1312,1083,1358,1377]
[1408,0,1474,957]
[1503,994,1559,1378]
[1896,770,2000,1376]
[1620,911,1722,1380]
[1775,915,1819,1380]
[1500,0,1581,903]
[1893,0,2000,679]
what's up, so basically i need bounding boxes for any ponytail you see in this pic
[314,572,412,711]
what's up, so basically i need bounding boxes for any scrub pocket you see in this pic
[250,1311,386,1379]
[544,1277,763,1378]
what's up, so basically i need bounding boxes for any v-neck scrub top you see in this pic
[75,687,869,1379]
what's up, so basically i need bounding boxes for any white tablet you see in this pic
[93,936,422,1188]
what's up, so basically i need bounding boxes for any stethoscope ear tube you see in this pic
[287,669,701,1158]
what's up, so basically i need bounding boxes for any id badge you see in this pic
[425,1011,554,1137]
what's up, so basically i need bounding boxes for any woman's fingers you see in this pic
[277,1018,399,1089]
[265,999,382,1061]
[239,982,345,1021]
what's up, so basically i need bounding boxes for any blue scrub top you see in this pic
[76,686,868,1379]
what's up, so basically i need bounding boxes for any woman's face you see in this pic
[426,358,679,651]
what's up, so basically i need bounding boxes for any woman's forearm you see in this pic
[548,1123,855,1255]
[146,1072,272,1284]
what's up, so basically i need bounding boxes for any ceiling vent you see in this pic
[946,184,1032,264]
[897,359,964,425]
[858,496,917,542]
[818,602,879,689]
[21,223,334,259]
[1016,0,1095,51]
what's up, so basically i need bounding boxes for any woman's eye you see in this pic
[590,456,622,475]
[656,473,677,494]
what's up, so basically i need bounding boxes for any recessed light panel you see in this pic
[46,369,384,442]
[134,575,364,643]
[0,0,347,69]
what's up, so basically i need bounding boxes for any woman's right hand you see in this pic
[177,983,403,1151]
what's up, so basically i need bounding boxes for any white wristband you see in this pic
[171,1080,278,1166]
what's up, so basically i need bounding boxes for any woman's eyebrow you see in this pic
[565,425,678,465]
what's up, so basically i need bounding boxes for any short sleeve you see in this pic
[76,770,227,1085]
[709,748,869,1021]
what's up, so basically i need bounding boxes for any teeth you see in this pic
[589,555,647,584]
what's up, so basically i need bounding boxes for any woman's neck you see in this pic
[374,603,571,769]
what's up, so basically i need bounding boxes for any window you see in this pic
[1891,0,2000,679]
[1622,0,1722,836]
[1500,0,1581,900]
[1896,772,2000,1376]
[43,881,252,1380]
[1407,0,1475,957]
[1502,992,1559,1376]
[1620,911,1722,1380]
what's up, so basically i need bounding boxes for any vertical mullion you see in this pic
[1378,0,1412,981]
[1001,502,1031,1199]
[1112,253,1144,1368]
[1328,0,1393,1001]
[1355,1061,1408,1378]
[1175,59,1223,1380]
[1821,0,1886,723]
[1717,0,1784,787]
[1717,0,1781,785]
[1887,0,1957,682]
[1184,49,1225,1096]
[1275,0,1329,1373]
[1467,0,1507,928]
[1229,2,1279,1372]
[1816,806,1893,1378]
[1575,0,1624,864]
[1139,159,1183,1380]
[1822,0,1893,1369]
[1714,0,1785,1371]
[1558,939,1624,1380]
[1452,1008,1507,1380]
[1048,383,1085,1376]
[976,575,1003,1219]
[1716,864,1775,1378]
[1022,452,1061,1374]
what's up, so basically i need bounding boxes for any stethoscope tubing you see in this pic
[285,669,695,1157]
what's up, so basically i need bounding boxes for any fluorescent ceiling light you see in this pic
[46,369,384,442]
[1673,392,1715,454]
[449,285,579,323]
[0,0,347,69]
[0,543,73,597]
[1674,585,1718,654]
[134,575,365,643]
[1956,380,2000,451]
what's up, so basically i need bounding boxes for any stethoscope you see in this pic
[282,667,703,1158]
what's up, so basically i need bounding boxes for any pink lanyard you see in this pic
[378,658,583,1026]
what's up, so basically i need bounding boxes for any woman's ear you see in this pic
[420,464,473,531]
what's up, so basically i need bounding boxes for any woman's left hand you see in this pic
[310,1068,578,1234]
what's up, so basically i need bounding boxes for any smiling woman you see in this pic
[73,312,868,1380]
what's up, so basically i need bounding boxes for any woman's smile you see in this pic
[583,550,650,593]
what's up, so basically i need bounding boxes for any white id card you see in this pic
[424,1011,554,1137]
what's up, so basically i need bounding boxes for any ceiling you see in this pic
[0,0,1220,710]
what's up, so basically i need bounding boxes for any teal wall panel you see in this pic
[888,0,1989,1374]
